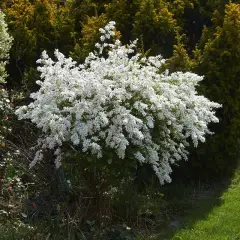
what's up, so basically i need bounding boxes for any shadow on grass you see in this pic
[140,164,239,240]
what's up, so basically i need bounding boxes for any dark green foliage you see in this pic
[191,3,240,176]
[132,0,179,56]
[2,0,76,90]
[97,225,135,240]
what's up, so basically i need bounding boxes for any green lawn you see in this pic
[144,168,240,240]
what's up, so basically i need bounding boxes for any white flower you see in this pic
[99,28,106,34]
[105,34,111,39]
[135,152,145,163]
[100,35,105,42]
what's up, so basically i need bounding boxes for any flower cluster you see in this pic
[0,85,11,138]
[16,21,221,184]
[0,11,12,144]
[0,11,12,84]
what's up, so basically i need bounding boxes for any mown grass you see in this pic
[144,166,240,240]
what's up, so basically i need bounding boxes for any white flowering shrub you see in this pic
[0,11,12,83]
[16,22,221,184]
[0,86,11,142]
[0,11,12,144]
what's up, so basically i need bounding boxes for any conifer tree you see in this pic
[192,3,240,173]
